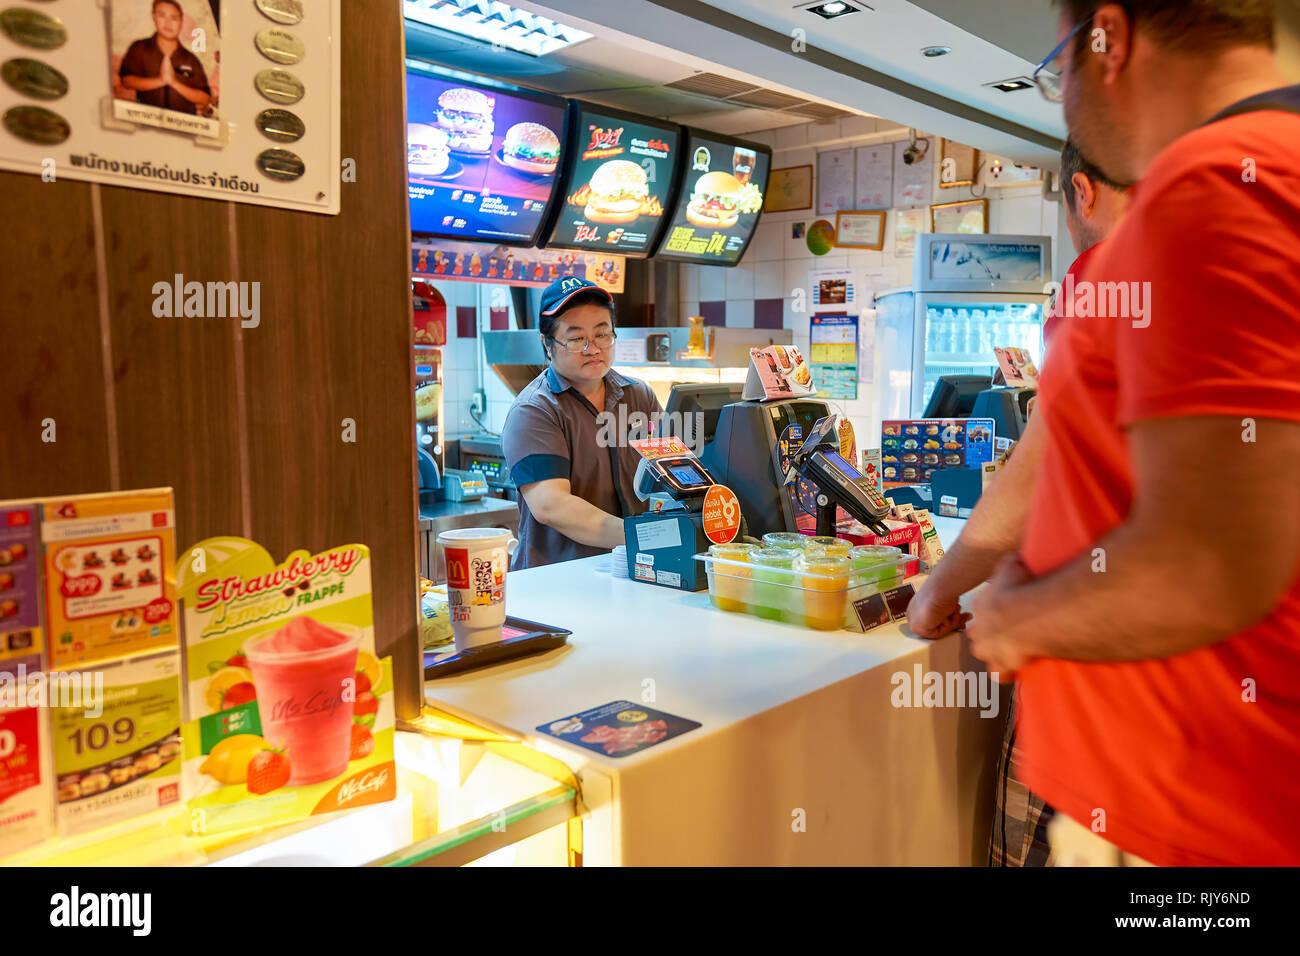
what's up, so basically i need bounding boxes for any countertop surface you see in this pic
[424,515,969,771]
[419,497,518,521]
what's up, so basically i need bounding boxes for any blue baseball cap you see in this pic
[539,275,613,318]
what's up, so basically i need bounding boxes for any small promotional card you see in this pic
[993,346,1039,387]
[538,701,700,758]
[173,537,395,837]
[52,651,183,838]
[40,489,179,669]
[0,502,44,680]
[628,436,695,461]
[853,583,917,632]
[743,345,816,401]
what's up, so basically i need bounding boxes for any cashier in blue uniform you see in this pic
[502,277,662,570]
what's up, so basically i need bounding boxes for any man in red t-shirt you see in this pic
[963,1,1300,865]
[1044,140,1130,348]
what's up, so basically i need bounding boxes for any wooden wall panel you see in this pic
[0,174,112,497]
[0,4,421,718]
[98,187,243,548]
[235,1,421,716]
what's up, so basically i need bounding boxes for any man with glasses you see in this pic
[502,276,662,569]
[962,0,1300,865]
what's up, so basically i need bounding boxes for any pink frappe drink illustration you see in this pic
[245,617,361,786]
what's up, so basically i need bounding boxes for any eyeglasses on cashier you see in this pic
[1033,13,1095,103]
[548,331,617,354]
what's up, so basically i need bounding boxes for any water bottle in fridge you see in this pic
[951,309,965,353]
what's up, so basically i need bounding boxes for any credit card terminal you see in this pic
[633,454,714,504]
[802,449,891,535]
[788,416,891,536]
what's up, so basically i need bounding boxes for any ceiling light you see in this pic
[986,76,1034,92]
[806,1,865,20]
[402,0,592,57]
[920,45,951,57]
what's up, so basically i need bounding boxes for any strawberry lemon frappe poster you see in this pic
[171,538,395,836]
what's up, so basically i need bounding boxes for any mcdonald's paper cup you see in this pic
[437,527,518,651]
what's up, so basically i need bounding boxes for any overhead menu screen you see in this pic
[654,131,771,266]
[406,71,566,246]
[542,106,681,257]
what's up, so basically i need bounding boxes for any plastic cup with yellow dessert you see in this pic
[707,542,757,613]
[805,535,852,559]
[794,553,852,629]
[749,547,799,620]
[762,532,807,551]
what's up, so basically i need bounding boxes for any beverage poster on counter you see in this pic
[40,489,179,670]
[743,345,815,401]
[657,132,770,265]
[538,700,700,758]
[881,418,995,487]
[543,106,679,256]
[810,313,858,399]
[412,240,624,293]
[173,537,395,836]
[0,2,342,213]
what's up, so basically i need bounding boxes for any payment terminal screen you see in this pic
[823,451,862,479]
[668,463,706,486]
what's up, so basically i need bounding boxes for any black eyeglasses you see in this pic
[1032,14,1094,103]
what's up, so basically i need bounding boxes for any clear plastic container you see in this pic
[698,549,913,631]
[762,532,807,551]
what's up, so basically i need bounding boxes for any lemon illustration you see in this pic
[356,650,382,689]
[199,734,268,785]
[204,666,254,712]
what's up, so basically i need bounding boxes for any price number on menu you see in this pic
[0,729,16,760]
[60,573,102,598]
[66,718,136,755]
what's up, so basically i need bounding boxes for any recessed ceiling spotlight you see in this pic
[986,76,1035,92]
[806,1,865,20]
[921,45,952,58]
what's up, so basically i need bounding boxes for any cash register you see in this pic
[623,452,723,591]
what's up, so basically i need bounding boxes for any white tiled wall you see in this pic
[678,129,1075,455]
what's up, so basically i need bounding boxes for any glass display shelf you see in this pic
[2,708,580,868]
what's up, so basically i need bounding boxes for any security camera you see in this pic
[902,129,929,165]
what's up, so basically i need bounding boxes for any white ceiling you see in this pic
[698,0,1065,136]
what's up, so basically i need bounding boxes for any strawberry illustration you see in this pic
[226,652,248,669]
[221,682,256,708]
[349,724,374,760]
[246,748,291,794]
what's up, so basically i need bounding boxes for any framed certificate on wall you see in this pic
[765,164,813,212]
[930,197,989,234]
[834,210,886,250]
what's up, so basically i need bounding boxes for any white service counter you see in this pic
[424,517,1007,865]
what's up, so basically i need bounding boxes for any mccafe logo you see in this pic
[587,125,624,151]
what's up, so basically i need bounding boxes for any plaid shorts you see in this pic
[989,690,1055,866]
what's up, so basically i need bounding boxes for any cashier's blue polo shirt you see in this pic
[502,366,662,570]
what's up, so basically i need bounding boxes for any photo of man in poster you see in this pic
[112,0,220,135]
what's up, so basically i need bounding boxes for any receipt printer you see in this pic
[623,453,717,591]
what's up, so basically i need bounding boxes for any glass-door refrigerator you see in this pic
[874,234,1053,418]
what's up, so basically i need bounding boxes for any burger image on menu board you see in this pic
[436,87,495,154]
[584,160,648,224]
[407,123,450,176]
[686,170,743,229]
[500,121,561,174]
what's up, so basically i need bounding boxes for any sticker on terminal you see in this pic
[655,570,681,587]
[701,485,741,545]
[634,563,655,582]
